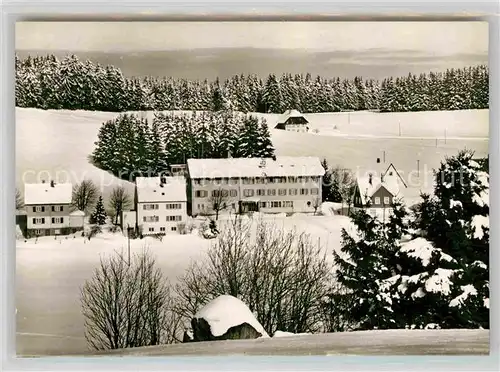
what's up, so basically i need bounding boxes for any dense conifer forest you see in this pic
[16,54,489,113]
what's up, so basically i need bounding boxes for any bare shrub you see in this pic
[175,216,332,335]
[81,250,182,350]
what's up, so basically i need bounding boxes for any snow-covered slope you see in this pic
[83,329,489,357]
[16,108,488,207]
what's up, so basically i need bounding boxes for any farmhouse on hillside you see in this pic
[187,156,325,216]
[24,180,84,237]
[134,176,188,235]
[274,109,309,132]
[352,164,407,220]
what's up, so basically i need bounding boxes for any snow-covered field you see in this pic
[88,329,489,356]
[16,213,352,356]
[15,107,489,356]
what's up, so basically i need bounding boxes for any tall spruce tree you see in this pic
[90,196,107,226]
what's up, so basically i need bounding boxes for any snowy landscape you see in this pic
[15,21,490,357]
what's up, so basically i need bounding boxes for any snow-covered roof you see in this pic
[187,156,325,179]
[69,210,85,217]
[278,109,308,124]
[356,173,401,205]
[24,182,73,205]
[135,176,187,203]
[194,295,269,338]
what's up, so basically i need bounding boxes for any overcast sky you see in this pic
[16,21,488,55]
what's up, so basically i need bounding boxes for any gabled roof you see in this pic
[24,182,73,205]
[187,156,325,179]
[277,109,309,124]
[356,174,401,205]
[382,163,408,188]
[135,176,187,203]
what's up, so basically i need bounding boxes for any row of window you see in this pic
[143,203,182,210]
[195,188,319,198]
[32,217,64,224]
[193,176,320,186]
[143,215,183,223]
[259,201,294,208]
[355,196,394,205]
[148,226,177,232]
[32,206,65,212]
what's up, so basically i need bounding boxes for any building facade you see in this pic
[135,176,188,235]
[187,156,324,216]
[24,181,83,237]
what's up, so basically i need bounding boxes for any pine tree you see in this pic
[332,203,409,330]
[90,196,107,226]
[256,118,275,158]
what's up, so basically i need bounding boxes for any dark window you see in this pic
[41,206,45,212]
[52,218,55,223]
[33,207,36,212]
[61,217,64,223]
[41,218,45,224]
[32,218,36,224]
[60,206,64,212]
[52,206,55,212]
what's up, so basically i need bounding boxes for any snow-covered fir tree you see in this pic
[377,150,489,329]
[90,196,107,226]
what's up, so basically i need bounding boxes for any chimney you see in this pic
[368,173,373,185]
[160,176,166,187]
[50,180,55,187]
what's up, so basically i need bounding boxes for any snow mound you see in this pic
[273,331,311,338]
[321,202,343,216]
[194,295,269,338]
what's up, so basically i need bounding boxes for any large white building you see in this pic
[134,176,188,235]
[24,180,84,237]
[187,156,325,216]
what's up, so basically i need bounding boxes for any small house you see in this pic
[275,109,309,132]
[135,176,188,235]
[352,164,407,220]
[24,180,84,237]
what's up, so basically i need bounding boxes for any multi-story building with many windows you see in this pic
[186,156,325,216]
[134,176,188,235]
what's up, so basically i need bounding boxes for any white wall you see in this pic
[26,204,71,231]
[191,176,322,216]
[137,201,187,234]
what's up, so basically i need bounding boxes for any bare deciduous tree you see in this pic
[331,166,356,214]
[109,186,132,225]
[175,216,332,336]
[16,188,24,210]
[208,187,230,220]
[81,250,182,350]
[72,179,99,214]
